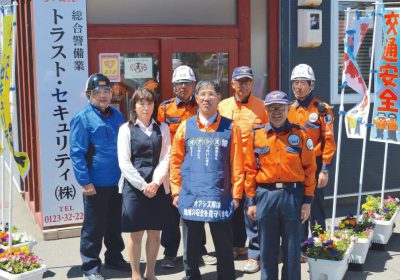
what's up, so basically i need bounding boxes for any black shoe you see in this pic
[104,260,131,272]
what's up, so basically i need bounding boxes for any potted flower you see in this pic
[305,225,354,280]
[339,213,375,264]
[0,246,46,280]
[0,232,36,251]
[361,195,400,244]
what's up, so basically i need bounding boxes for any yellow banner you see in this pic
[0,143,2,155]
[0,14,30,178]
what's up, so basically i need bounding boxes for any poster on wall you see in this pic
[33,0,89,227]
[99,53,120,82]
[370,9,400,144]
[124,57,153,79]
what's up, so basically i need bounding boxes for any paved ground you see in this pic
[9,190,400,280]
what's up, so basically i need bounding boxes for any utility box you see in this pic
[298,0,322,7]
[298,9,322,48]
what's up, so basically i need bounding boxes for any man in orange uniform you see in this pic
[386,113,398,141]
[247,90,316,279]
[157,65,216,268]
[372,112,387,140]
[287,64,336,257]
[170,80,250,280]
[218,66,267,273]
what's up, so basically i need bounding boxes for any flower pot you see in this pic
[307,243,353,280]
[372,209,398,244]
[0,264,46,280]
[349,230,373,264]
[0,241,37,251]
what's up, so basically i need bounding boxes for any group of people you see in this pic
[70,63,336,280]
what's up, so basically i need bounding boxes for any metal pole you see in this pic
[8,1,17,250]
[380,143,388,209]
[356,7,378,221]
[331,7,352,240]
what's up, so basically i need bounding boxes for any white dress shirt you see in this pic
[198,112,218,127]
[117,118,171,193]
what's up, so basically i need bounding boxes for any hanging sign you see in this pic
[370,9,400,144]
[124,57,153,79]
[99,53,120,82]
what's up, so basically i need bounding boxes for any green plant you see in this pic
[361,195,399,221]
[339,214,375,239]
[305,224,352,261]
[0,246,41,274]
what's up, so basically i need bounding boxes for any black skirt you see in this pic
[121,183,169,232]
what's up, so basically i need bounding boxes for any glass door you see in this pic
[160,38,238,100]
[89,38,238,119]
[88,39,160,119]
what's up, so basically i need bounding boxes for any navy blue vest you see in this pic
[179,116,234,222]
[124,123,162,187]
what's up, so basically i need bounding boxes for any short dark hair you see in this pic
[129,88,159,125]
[194,80,221,96]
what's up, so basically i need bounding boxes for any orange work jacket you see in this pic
[157,96,198,142]
[246,122,316,201]
[288,95,336,170]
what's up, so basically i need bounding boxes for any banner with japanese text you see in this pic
[0,11,30,177]
[370,9,400,144]
[343,14,371,139]
[33,0,88,227]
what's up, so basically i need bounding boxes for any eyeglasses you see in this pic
[174,82,192,87]
[266,104,287,112]
[91,89,111,96]
[197,92,218,100]
[235,78,253,85]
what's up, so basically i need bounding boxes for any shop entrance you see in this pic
[88,38,238,119]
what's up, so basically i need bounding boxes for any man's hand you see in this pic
[172,195,179,208]
[317,172,328,188]
[143,182,159,198]
[82,183,96,196]
[247,205,257,221]
[233,198,239,210]
[301,203,311,224]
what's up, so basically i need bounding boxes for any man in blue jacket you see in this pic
[70,73,129,280]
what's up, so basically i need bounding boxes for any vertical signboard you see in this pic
[370,9,400,144]
[33,0,88,227]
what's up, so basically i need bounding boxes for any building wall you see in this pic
[250,0,267,99]
[281,1,400,198]
[87,0,236,25]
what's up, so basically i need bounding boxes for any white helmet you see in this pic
[172,65,196,83]
[290,64,316,81]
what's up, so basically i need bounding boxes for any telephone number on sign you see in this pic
[44,212,84,224]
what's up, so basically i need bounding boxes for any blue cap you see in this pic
[232,66,254,80]
[388,113,397,119]
[377,112,386,118]
[264,90,291,105]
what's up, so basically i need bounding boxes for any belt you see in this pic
[258,182,296,190]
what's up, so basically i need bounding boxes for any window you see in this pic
[331,0,380,104]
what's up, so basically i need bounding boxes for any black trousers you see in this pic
[182,219,235,280]
[80,187,125,275]
[161,198,208,257]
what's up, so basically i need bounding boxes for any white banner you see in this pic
[33,0,88,227]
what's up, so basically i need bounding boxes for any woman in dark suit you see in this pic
[117,88,170,280]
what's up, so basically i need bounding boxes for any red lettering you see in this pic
[378,88,399,113]
[379,63,398,87]
[385,11,399,36]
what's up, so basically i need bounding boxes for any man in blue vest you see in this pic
[70,74,129,280]
[170,80,246,280]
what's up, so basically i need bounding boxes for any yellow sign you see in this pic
[0,144,2,155]
[0,14,30,178]
[99,53,120,82]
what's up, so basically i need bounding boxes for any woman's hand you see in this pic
[143,182,159,198]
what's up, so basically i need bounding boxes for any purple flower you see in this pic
[323,239,334,246]
[327,248,339,256]
[383,208,390,214]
